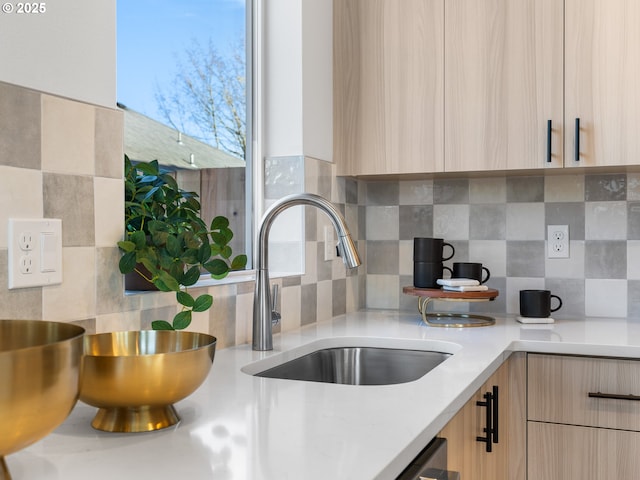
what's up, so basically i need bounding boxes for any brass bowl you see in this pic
[0,319,85,480]
[79,330,216,433]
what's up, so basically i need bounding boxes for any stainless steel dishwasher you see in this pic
[396,437,460,480]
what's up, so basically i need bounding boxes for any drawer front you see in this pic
[528,422,640,480]
[528,353,640,430]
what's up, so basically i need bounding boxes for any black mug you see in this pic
[452,262,490,284]
[414,238,455,262]
[520,290,562,318]
[414,262,453,289]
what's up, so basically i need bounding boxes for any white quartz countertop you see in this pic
[9,310,640,480]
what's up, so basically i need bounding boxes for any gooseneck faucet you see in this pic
[253,193,361,351]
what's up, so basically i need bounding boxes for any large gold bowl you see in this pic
[79,330,216,433]
[0,319,85,480]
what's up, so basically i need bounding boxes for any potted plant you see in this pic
[117,155,247,330]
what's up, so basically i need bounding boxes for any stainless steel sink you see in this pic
[254,346,451,385]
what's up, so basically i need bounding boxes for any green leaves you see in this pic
[231,254,248,270]
[154,270,180,291]
[150,293,213,331]
[193,294,213,312]
[204,258,230,276]
[120,156,248,331]
[151,320,174,330]
[172,311,192,330]
[176,291,194,307]
[118,250,137,274]
[181,266,201,286]
[210,216,229,230]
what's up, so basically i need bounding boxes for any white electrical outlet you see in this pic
[8,218,63,289]
[547,224,569,258]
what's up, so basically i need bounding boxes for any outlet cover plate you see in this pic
[8,218,63,289]
[547,224,569,259]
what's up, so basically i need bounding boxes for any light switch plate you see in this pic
[8,218,63,289]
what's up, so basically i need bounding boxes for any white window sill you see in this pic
[124,269,304,295]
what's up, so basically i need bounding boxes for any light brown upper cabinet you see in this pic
[334,0,640,176]
[444,0,564,172]
[565,0,640,167]
[333,0,444,176]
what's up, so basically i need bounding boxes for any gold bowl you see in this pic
[0,319,85,480]
[79,330,216,433]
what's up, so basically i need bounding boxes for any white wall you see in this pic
[302,0,333,161]
[263,0,333,161]
[264,0,304,157]
[0,0,331,153]
[0,0,116,107]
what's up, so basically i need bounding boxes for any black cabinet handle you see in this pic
[575,118,580,162]
[476,386,499,453]
[588,392,640,401]
[476,391,493,453]
[546,120,552,163]
[492,385,499,444]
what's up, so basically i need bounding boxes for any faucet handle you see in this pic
[271,284,281,326]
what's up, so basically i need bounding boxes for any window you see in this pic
[117,0,251,271]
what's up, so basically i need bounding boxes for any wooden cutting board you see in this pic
[402,286,499,300]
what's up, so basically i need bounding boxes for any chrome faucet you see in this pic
[253,193,361,351]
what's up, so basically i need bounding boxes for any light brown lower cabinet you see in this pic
[438,353,526,480]
[528,422,640,479]
[527,353,640,480]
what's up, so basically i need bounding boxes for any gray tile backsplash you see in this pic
[627,202,640,239]
[546,278,585,318]
[434,178,469,204]
[399,205,433,239]
[0,82,41,170]
[470,204,505,240]
[94,107,124,179]
[43,173,95,246]
[366,241,400,275]
[546,203,585,239]
[506,176,544,202]
[343,177,358,204]
[3,80,640,349]
[362,174,640,319]
[585,174,626,201]
[627,280,640,317]
[585,241,627,279]
[367,180,400,205]
[506,241,546,277]
[0,82,366,349]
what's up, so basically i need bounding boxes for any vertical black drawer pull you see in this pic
[588,392,640,401]
[476,386,500,453]
[575,118,580,162]
[546,120,552,163]
[492,385,499,444]
[476,391,493,453]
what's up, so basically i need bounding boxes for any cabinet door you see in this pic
[439,353,526,480]
[444,0,563,172]
[333,0,444,176]
[565,0,640,167]
[528,354,640,430]
[529,422,640,479]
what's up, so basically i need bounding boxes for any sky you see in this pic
[117,0,246,123]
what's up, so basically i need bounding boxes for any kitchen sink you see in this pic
[244,338,458,386]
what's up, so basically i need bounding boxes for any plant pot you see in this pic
[124,264,158,291]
